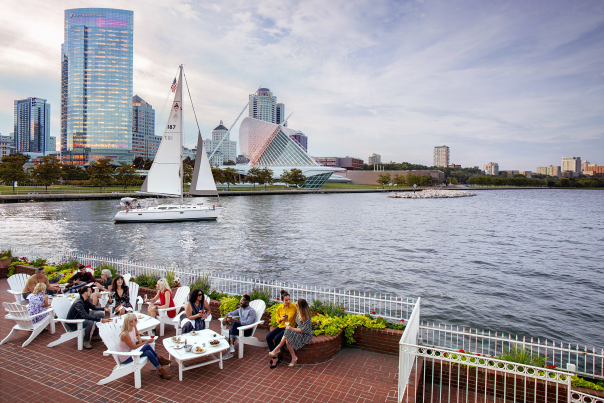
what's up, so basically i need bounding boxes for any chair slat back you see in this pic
[51,297,73,332]
[248,300,266,337]
[99,321,124,366]
[8,273,29,293]
[3,301,34,330]
[123,273,131,284]
[128,282,139,310]
[173,286,190,307]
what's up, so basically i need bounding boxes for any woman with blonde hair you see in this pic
[118,313,172,379]
[144,279,175,319]
[27,283,51,324]
[269,298,313,367]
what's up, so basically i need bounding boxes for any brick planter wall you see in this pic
[349,326,404,355]
[281,329,345,365]
[14,264,36,276]
[424,359,569,403]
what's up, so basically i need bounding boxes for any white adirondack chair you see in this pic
[174,293,212,336]
[153,286,189,337]
[7,273,29,305]
[109,282,143,317]
[97,321,156,389]
[219,299,266,359]
[47,297,85,350]
[1,302,55,347]
[123,273,131,283]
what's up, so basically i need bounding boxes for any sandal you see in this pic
[268,349,280,357]
[270,358,279,369]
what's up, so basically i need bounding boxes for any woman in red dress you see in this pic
[145,279,176,319]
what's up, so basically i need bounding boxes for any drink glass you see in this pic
[285,322,290,327]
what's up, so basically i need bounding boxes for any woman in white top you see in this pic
[118,313,172,379]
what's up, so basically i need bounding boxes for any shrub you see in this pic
[190,272,211,295]
[572,376,604,392]
[209,290,229,300]
[219,296,240,317]
[134,273,160,288]
[93,264,117,278]
[61,259,80,271]
[497,346,546,367]
[310,300,346,317]
[311,313,387,343]
[249,287,271,306]
[29,258,47,268]
[1,250,12,260]
[165,266,179,288]
[267,303,281,327]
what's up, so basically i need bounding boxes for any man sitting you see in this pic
[67,265,95,293]
[66,285,110,349]
[22,267,60,300]
[223,294,256,353]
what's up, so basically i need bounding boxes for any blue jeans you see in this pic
[68,283,88,293]
[229,321,253,339]
[123,344,160,369]
[22,290,55,300]
[266,327,285,352]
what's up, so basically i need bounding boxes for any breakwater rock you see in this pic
[388,189,476,198]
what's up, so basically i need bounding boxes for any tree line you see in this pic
[467,174,604,188]
[376,173,437,188]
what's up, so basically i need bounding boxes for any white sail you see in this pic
[189,131,218,196]
[140,67,183,196]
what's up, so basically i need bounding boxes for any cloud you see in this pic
[0,0,602,170]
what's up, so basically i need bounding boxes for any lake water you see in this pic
[1,189,602,347]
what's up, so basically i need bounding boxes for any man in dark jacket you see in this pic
[66,285,109,349]
[67,265,95,293]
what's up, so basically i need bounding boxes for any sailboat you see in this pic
[114,65,223,223]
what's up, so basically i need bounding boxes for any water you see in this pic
[1,189,602,347]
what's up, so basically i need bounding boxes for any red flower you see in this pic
[276,297,280,300]
[342,308,345,310]
[490,355,494,358]
[476,353,481,356]
[432,346,435,348]
[401,319,405,322]
[371,311,376,314]
[459,349,465,353]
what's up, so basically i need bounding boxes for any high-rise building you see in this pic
[562,157,581,177]
[276,103,285,125]
[433,146,449,167]
[547,165,561,177]
[249,88,278,123]
[483,162,499,175]
[48,137,57,152]
[132,95,160,159]
[289,131,308,152]
[61,8,134,165]
[368,153,381,165]
[14,97,51,154]
[536,166,547,175]
[203,120,237,166]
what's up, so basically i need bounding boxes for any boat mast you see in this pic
[179,65,184,205]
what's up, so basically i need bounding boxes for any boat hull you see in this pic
[114,206,223,223]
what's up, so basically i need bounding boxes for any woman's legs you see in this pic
[147,303,157,318]
[140,344,161,368]
[269,332,287,355]
[266,328,285,365]
[284,338,297,364]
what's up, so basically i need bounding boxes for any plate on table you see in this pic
[189,331,198,336]
[209,340,220,347]
[173,345,183,350]
[172,336,185,343]
[192,347,205,354]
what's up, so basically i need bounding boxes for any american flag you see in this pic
[171,78,177,92]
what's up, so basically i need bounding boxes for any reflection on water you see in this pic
[1,190,603,346]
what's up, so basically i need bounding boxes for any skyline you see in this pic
[0,0,602,170]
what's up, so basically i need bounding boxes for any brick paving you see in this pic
[0,279,399,403]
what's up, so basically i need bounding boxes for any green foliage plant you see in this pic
[165,266,178,288]
[61,259,80,272]
[310,300,346,317]
[496,346,546,367]
[267,303,281,327]
[219,296,240,317]
[29,258,47,268]
[1,249,12,260]
[311,313,387,344]
[93,264,118,278]
[572,376,604,392]
[209,290,229,300]
[249,287,271,306]
[190,272,211,295]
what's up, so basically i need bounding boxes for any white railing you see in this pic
[571,390,604,403]
[0,244,415,322]
[419,322,604,379]
[399,297,421,402]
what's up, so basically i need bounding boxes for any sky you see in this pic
[0,0,603,170]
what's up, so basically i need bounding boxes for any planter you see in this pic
[0,258,12,269]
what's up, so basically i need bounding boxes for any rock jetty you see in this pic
[388,189,476,198]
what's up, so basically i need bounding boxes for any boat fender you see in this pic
[212,205,215,210]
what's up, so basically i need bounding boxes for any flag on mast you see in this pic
[171,78,177,92]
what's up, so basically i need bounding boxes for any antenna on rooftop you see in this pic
[282,112,293,127]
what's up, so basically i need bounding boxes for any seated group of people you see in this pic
[20,268,314,376]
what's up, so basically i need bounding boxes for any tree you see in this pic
[288,168,306,188]
[143,158,153,170]
[406,174,421,186]
[182,164,193,185]
[244,166,261,189]
[451,177,458,185]
[114,163,139,190]
[420,175,431,186]
[211,167,225,185]
[446,177,452,184]
[222,167,238,190]
[223,160,236,166]
[0,153,30,194]
[133,156,145,169]
[183,156,195,168]
[31,155,62,192]
[258,167,275,190]
[60,164,89,181]
[88,158,115,191]
[279,170,291,189]
[377,173,391,188]
[393,174,406,188]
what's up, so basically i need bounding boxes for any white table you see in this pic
[162,329,230,381]
[111,313,159,335]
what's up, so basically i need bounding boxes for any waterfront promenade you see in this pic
[0,279,399,403]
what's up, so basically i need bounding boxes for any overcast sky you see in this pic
[1,0,603,170]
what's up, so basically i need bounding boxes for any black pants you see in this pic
[266,327,285,352]
[229,321,253,339]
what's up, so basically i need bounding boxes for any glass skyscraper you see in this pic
[14,97,51,154]
[61,8,134,165]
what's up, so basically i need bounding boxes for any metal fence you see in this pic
[419,322,604,379]
[1,244,416,322]
[399,298,421,402]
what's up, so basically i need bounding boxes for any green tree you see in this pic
[0,153,30,194]
[406,174,421,186]
[259,167,275,190]
[31,155,62,192]
[143,158,153,170]
[279,170,291,189]
[114,163,138,190]
[393,173,406,188]
[183,156,195,168]
[244,166,261,189]
[451,177,458,185]
[377,173,391,188]
[289,168,306,188]
[420,175,431,186]
[88,158,115,191]
[60,164,89,181]
[211,167,225,185]
[133,156,145,169]
[182,164,193,185]
[223,160,236,166]
[446,177,452,184]
[222,167,238,190]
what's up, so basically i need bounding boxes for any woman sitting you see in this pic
[26,283,51,326]
[269,298,313,367]
[118,313,171,380]
[110,275,133,315]
[91,269,113,309]
[179,289,210,334]
[267,290,297,369]
[145,279,175,319]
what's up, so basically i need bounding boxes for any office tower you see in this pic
[289,131,308,152]
[249,88,278,123]
[276,103,285,125]
[48,137,56,152]
[61,8,134,165]
[433,146,449,167]
[203,120,237,166]
[368,153,381,165]
[536,166,547,175]
[547,165,561,177]
[14,97,51,154]
[132,95,160,159]
[562,157,581,177]
[483,162,499,175]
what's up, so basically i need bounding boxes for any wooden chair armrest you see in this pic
[173,311,186,323]
[103,350,143,357]
[55,318,85,324]
[7,290,22,295]
[158,304,183,313]
[237,320,262,332]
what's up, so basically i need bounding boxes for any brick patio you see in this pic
[0,279,399,403]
